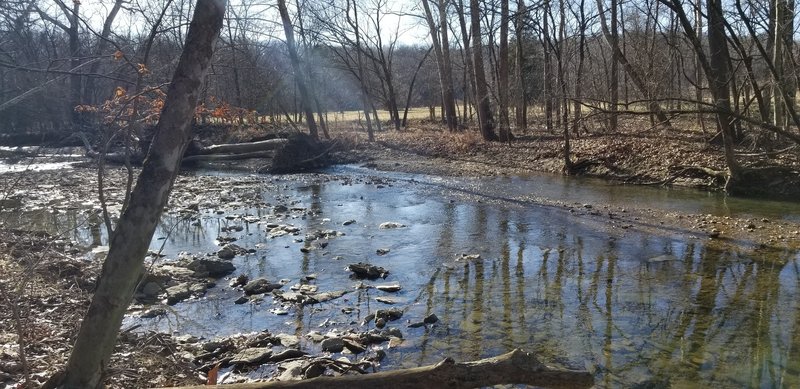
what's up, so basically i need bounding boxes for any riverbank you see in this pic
[331,123,800,196]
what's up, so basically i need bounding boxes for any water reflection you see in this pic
[4,168,800,387]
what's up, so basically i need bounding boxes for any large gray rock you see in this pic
[186,258,235,278]
[164,282,208,305]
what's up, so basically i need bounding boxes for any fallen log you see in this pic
[181,150,275,162]
[160,348,593,389]
[192,138,289,155]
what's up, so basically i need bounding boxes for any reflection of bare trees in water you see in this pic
[405,198,800,387]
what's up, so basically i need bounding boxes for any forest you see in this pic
[2,0,800,387]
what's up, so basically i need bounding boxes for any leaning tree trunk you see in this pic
[56,1,225,388]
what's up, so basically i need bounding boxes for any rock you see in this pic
[175,334,199,343]
[375,283,402,292]
[375,297,396,304]
[270,349,306,362]
[408,321,425,328]
[375,318,386,328]
[379,222,406,229]
[347,262,388,279]
[709,229,721,238]
[202,341,226,352]
[217,245,237,260]
[164,282,207,305]
[229,274,249,287]
[342,339,366,354]
[321,337,345,353]
[275,334,300,348]
[156,265,195,278]
[385,327,403,338]
[302,361,325,379]
[244,278,283,295]
[342,219,356,226]
[140,281,163,298]
[186,258,235,277]
[140,307,166,318]
[456,253,481,261]
[306,290,349,304]
[234,296,249,304]
[273,204,289,213]
[376,248,390,255]
[423,313,439,324]
[307,331,326,343]
[375,307,403,322]
[230,347,272,365]
[388,336,403,348]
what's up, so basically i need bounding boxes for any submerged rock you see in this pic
[379,222,406,229]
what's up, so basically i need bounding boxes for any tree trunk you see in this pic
[165,349,593,389]
[515,0,528,130]
[471,0,498,141]
[706,0,742,183]
[542,0,554,133]
[609,0,619,131]
[421,0,459,131]
[56,1,225,387]
[498,0,511,141]
[278,0,319,139]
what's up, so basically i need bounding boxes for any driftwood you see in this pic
[191,138,288,155]
[161,349,593,389]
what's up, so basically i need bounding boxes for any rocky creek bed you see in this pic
[1,153,800,387]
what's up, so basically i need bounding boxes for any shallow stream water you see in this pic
[7,164,800,387]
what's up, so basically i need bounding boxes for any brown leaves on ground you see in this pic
[0,230,197,388]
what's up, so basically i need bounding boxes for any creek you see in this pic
[5,163,800,387]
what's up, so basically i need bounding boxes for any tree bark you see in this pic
[56,1,225,387]
[165,349,593,389]
[706,0,742,184]
[470,0,498,141]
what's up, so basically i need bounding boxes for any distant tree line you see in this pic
[2,0,800,181]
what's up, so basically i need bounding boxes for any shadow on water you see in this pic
[5,165,800,387]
